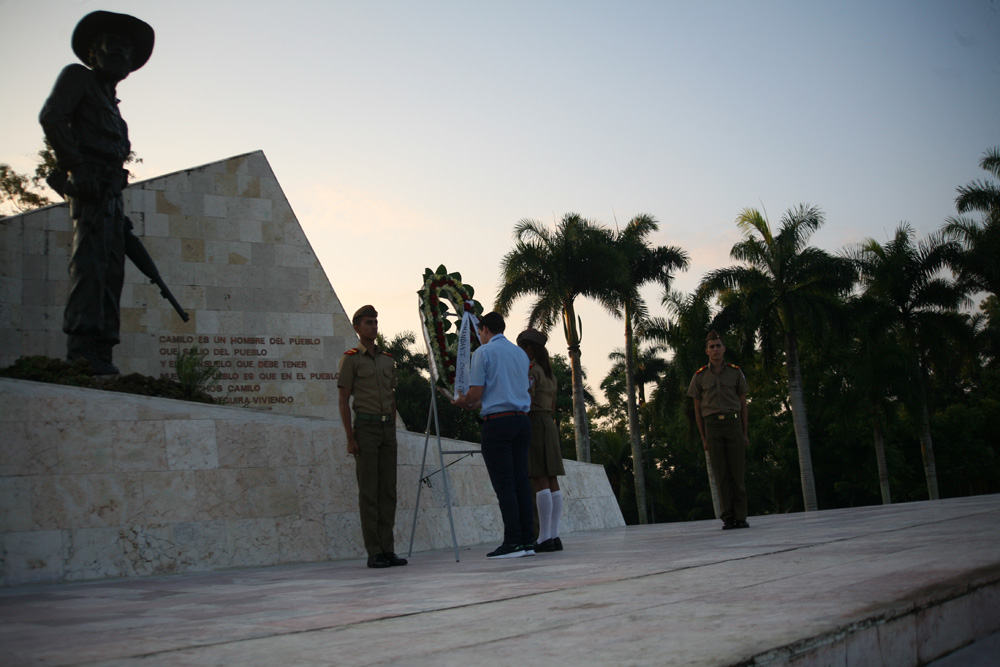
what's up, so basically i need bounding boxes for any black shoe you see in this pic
[734,519,750,529]
[383,552,408,566]
[367,553,390,568]
[553,537,563,551]
[534,538,556,553]
[487,543,526,559]
[722,520,736,530]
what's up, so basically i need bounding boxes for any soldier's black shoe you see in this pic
[734,519,750,529]
[367,554,391,568]
[722,520,737,530]
[383,552,408,566]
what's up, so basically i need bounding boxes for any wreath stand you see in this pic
[408,269,481,562]
[406,377,479,562]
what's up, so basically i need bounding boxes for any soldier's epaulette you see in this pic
[727,362,741,370]
[343,348,359,356]
[695,365,709,374]
[381,351,393,358]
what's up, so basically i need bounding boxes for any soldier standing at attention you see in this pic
[688,331,751,530]
[338,305,407,569]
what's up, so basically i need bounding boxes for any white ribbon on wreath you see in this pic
[454,302,480,398]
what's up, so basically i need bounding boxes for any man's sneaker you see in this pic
[520,544,536,556]
[487,543,526,559]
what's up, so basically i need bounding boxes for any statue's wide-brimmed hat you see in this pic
[72,11,155,71]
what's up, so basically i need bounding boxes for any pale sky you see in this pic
[3,0,998,392]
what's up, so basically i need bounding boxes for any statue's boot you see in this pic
[67,335,120,376]
[96,339,121,376]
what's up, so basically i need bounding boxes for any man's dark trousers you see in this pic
[354,420,397,556]
[480,414,533,546]
[706,417,747,523]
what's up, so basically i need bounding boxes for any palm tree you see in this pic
[495,213,621,462]
[701,205,855,512]
[605,215,689,523]
[944,146,1000,299]
[955,146,1000,219]
[839,294,914,504]
[602,341,672,523]
[849,223,968,501]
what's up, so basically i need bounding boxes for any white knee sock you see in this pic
[551,490,563,538]
[535,489,553,543]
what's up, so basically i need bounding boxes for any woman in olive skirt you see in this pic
[517,329,566,552]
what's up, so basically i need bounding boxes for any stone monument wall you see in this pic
[0,151,354,418]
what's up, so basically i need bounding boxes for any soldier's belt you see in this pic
[707,412,739,421]
[355,412,391,422]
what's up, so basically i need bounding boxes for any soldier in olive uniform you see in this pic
[688,331,750,530]
[338,305,407,568]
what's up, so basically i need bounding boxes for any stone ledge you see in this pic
[0,378,624,585]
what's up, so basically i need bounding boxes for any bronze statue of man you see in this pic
[39,11,154,375]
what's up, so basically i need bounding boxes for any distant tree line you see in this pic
[393,146,1000,525]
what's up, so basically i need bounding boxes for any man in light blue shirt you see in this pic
[453,312,534,558]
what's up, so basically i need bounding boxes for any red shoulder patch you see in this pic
[695,365,709,374]
[381,351,393,358]
[343,348,358,356]
[727,362,741,370]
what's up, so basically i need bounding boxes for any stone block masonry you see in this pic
[0,378,625,586]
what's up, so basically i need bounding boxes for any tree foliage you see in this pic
[0,162,52,216]
[1,138,143,218]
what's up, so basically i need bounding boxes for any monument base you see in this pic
[0,378,625,586]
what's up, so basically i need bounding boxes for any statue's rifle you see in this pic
[47,170,190,322]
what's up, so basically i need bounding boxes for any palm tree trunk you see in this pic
[871,403,891,505]
[917,398,940,500]
[623,315,648,524]
[562,305,591,463]
[908,334,939,500]
[784,332,819,511]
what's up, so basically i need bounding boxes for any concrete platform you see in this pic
[2,495,998,666]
